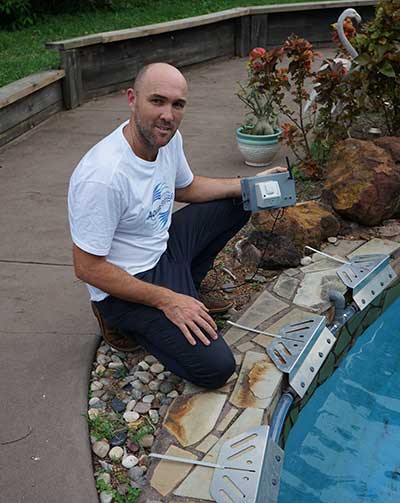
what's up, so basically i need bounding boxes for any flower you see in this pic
[237,46,288,135]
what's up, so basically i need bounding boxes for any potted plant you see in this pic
[236,46,288,166]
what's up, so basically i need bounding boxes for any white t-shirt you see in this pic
[68,121,194,301]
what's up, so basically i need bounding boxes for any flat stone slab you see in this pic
[196,434,219,454]
[321,239,366,258]
[174,408,263,499]
[348,238,400,258]
[224,290,288,346]
[150,445,198,496]
[164,392,226,447]
[230,351,282,409]
[293,269,346,312]
[253,307,313,349]
[273,274,299,299]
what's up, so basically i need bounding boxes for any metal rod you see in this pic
[305,245,350,265]
[149,453,224,469]
[227,320,301,342]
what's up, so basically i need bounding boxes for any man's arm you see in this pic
[175,167,288,203]
[73,245,217,346]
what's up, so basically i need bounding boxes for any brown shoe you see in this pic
[199,292,233,315]
[91,302,140,353]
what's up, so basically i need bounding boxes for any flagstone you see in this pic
[253,308,312,349]
[164,392,226,447]
[173,465,214,500]
[182,381,206,396]
[348,238,400,258]
[230,351,282,409]
[321,239,366,258]
[224,290,287,345]
[195,434,219,454]
[150,445,198,497]
[236,341,255,353]
[300,257,344,273]
[284,267,300,277]
[174,408,264,499]
[234,353,243,366]
[272,275,299,299]
[293,269,345,312]
[205,407,264,463]
[216,406,238,432]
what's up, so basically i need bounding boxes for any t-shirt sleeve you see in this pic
[174,130,194,189]
[68,181,123,256]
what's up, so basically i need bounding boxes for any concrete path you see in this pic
[0,53,331,502]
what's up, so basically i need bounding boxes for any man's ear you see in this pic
[127,88,136,111]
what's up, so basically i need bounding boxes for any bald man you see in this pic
[68,63,285,388]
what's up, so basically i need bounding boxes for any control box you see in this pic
[240,171,296,212]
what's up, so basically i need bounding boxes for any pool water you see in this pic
[279,297,400,503]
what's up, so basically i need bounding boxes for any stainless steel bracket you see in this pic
[266,316,335,398]
[337,254,396,310]
[210,425,284,503]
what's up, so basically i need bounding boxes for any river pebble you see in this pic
[122,455,139,469]
[109,446,124,461]
[92,440,110,459]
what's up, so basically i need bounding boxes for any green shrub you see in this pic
[0,0,34,29]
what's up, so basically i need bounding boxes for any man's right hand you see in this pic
[158,291,218,346]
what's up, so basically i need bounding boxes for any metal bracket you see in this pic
[210,425,284,503]
[266,316,335,398]
[337,254,396,310]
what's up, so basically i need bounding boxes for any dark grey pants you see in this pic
[95,198,250,389]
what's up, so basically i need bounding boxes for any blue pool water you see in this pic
[279,297,400,503]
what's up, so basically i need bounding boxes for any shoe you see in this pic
[91,302,141,353]
[199,292,233,315]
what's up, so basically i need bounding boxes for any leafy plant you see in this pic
[96,478,141,503]
[128,423,154,443]
[88,412,125,441]
[236,46,288,135]
[279,35,322,179]
[0,0,34,29]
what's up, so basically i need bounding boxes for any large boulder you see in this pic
[374,136,400,163]
[322,138,400,226]
[251,201,340,253]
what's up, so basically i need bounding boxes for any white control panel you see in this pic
[255,180,281,208]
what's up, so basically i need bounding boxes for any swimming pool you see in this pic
[279,296,400,502]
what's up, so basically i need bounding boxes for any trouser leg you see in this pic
[167,198,250,288]
[95,199,250,388]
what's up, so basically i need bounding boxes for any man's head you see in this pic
[126,63,188,160]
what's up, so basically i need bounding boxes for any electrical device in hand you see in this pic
[240,160,296,212]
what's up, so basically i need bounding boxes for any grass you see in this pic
[0,0,336,88]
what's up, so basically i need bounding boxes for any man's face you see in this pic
[128,67,187,158]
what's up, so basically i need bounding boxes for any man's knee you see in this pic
[188,347,236,390]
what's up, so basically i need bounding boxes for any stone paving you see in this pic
[88,235,400,502]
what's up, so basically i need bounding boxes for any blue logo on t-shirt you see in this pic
[146,183,173,231]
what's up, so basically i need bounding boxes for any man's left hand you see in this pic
[256,166,288,177]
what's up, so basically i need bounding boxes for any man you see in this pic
[68,62,285,389]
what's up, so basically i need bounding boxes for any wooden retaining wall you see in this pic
[46,1,377,109]
[1,0,377,147]
[0,70,64,148]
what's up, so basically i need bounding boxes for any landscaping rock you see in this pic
[128,466,144,482]
[110,431,127,447]
[92,440,110,459]
[139,434,155,448]
[109,446,124,461]
[123,411,140,423]
[323,138,400,226]
[246,231,302,268]
[122,455,139,469]
[99,491,113,503]
[252,201,340,252]
[374,136,400,163]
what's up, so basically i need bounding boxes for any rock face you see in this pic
[251,201,340,256]
[323,138,400,226]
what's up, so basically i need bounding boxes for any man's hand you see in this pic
[256,166,288,176]
[158,291,218,346]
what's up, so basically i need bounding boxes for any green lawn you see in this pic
[0,0,334,88]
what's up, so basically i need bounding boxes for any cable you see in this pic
[200,207,286,294]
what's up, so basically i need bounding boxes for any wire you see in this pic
[200,207,286,294]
